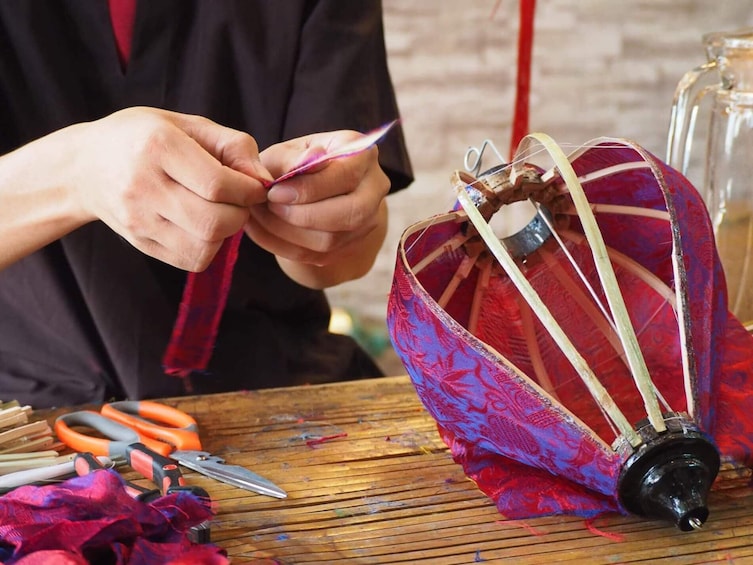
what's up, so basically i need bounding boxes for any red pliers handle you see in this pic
[75,442,208,501]
[74,443,211,543]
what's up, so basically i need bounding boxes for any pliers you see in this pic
[74,442,211,544]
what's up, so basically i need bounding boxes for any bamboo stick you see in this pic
[437,250,481,309]
[0,420,51,448]
[523,133,666,434]
[0,405,32,429]
[455,186,641,446]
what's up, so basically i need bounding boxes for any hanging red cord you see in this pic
[509,0,536,160]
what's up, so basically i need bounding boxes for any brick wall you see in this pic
[326,0,753,328]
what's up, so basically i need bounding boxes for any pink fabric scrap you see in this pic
[0,469,227,565]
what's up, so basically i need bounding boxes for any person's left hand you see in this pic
[246,130,391,288]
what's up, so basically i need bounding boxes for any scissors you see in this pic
[54,400,287,499]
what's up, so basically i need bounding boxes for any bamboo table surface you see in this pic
[51,376,753,564]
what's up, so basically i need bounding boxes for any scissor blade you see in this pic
[171,450,287,499]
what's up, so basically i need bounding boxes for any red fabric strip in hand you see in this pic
[162,231,244,378]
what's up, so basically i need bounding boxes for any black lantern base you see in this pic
[617,413,720,531]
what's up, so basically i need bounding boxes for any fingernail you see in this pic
[267,185,297,204]
[252,160,275,184]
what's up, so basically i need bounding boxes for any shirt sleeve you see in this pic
[282,0,414,192]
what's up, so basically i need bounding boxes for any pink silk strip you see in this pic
[162,230,244,379]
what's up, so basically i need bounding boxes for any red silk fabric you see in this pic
[0,469,227,564]
[162,231,244,378]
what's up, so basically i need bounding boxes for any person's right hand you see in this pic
[69,107,273,271]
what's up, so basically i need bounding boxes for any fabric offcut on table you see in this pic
[0,469,227,564]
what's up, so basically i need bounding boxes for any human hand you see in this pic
[71,107,273,271]
[247,130,391,288]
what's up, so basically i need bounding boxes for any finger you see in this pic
[267,178,386,233]
[244,211,361,267]
[270,144,331,183]
[111,212,225,272]
[156,176,250,242]
[158,122,270,207]
[134,235,224,272]
[170,112,275,182]
[267,146,380,204]
[247,204,367,256]
[261,132,347,179]
[244,214,328,266]
[264,122,395,186]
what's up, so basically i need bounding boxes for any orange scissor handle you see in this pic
[101,400,202,451]
[55,410,173,457]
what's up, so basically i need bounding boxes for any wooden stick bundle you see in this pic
[0,400,66,475]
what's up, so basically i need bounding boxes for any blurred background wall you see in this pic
[325,0,753,373]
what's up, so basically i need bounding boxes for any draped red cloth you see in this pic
[162,232,245,378]
[0,470,227,564]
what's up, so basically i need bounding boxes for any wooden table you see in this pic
[54,376,753,564]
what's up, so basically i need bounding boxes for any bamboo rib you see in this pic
[516,292,560,400]
[576,161,652,185]
[455,187,641,446]
[468,257,492,336]
[522,133,666,433]
[412,231,471,275]
[558,231,677,307]
[558,203,671,222]
[437,250,481,309]
[535,203,616,328]
[537,245,626,362]
[611,139,697,420]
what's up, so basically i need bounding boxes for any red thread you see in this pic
[494,519,543,537]
[306,433,348,448]
[584,517,626,542]
[489,0,504,19]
